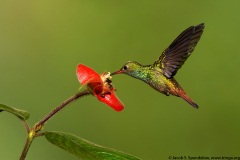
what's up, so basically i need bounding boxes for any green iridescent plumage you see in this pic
[112,23,205,108]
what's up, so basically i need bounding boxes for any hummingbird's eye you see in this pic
[123,65,128,70]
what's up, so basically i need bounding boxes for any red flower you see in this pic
[76,64,124,112]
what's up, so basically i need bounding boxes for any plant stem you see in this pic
[19,90,91,160]
[19,130,35,160]
[35,90,91,129]
[19,138,32,160]
[22,120,30,133]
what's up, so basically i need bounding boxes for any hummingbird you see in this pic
[111,23,205,109]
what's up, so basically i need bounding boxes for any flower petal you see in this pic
[76,64,124,112]
[76,64,103,87]
[96,91,124,112]
[89,82,103,95]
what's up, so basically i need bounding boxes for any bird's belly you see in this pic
[148,76,171,96]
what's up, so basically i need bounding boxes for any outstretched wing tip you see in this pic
[155,23,205,78]
[197,23,204,26]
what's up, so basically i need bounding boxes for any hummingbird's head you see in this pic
[111,61,142,77]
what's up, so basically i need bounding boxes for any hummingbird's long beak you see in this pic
[110,70,123,76]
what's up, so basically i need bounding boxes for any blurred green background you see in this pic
[1,1,240,159]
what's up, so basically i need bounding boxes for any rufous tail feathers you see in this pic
[178,90,199,109]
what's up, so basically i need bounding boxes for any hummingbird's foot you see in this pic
[164,89,170,96]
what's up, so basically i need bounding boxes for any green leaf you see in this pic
[0,104,30,120]
[45,131,140,160]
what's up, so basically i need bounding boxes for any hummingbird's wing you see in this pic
[153,23,205,78]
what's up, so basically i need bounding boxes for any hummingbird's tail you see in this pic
[178,90,199,109]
